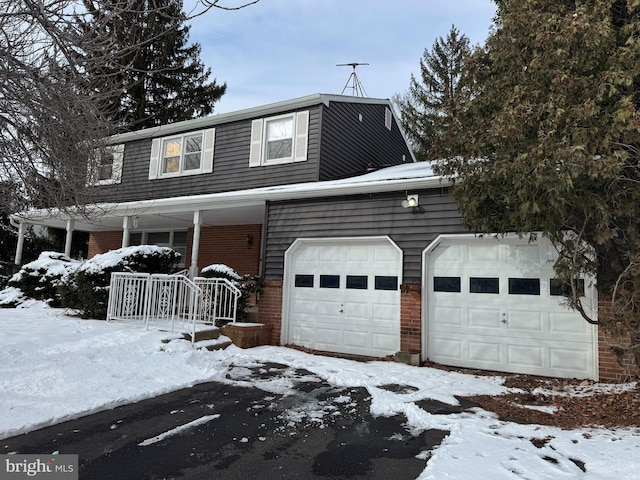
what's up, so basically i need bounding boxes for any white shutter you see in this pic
[149,138,162,179]
[86,150,98,186]
[249,119,263,167]
[111,144,124,184]
[202,128,215,173]
[294,110,309,163]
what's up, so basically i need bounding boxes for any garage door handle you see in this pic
[500,319,507,323]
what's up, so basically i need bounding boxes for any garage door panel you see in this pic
[468,308,501,329]
[429,336,464,361]
[507,344,544,368]
[372,333,401,351]
[427,236,597,379]
[343,330,368,349]
[549,347,591,372]
[505,243,543,264]
[468,244,499,262]
[432,306,464,326]
[506,310,544,332]
[549,312,591,335]
[468,341,502,363]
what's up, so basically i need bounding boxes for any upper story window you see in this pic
[249,110,309,167]
[87,144,124,186]
[148,128,215,180]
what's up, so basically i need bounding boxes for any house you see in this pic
[11,93,624,381]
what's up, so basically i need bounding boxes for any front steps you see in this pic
[182,326,232,351]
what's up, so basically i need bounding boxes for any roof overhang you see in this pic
[12,170,451,233]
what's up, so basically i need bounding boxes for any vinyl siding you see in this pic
[318,102,413,180]
[91,106,321,203]
[263,188,466,283]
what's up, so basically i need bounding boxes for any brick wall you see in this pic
[88,224,262,276]
[257,280,283,345]
[87,231,123,259]
[400,283,422,354]
[186,224,262,276]
[597,298,637,381]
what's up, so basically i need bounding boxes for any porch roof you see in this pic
[12,162,448,232]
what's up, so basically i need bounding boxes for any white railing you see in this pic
[106,272,241,343]
[194,277,241,324]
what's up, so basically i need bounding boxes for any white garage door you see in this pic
[426,235,597,379]
[284,237,402,357]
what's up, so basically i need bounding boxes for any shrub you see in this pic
[199,264,264,323]
[60,245,180,319]
[5,252,80,307]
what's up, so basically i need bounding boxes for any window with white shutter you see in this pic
[87,144,124,186]
[148,128,215,179]
[248,111,309,167]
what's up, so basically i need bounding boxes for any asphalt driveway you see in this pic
[2,363,461,480]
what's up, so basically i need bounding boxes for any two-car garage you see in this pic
[280,234,598,379]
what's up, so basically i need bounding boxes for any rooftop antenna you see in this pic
[337,62,369,97]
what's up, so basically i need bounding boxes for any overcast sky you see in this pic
[187,0,497,114]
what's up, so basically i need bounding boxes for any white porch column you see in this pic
[14,221,26,266]
[122,216,131,248]
[64,219,75,258]
[189,210,202,279]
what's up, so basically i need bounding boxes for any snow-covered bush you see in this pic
[199,264,263,322]
[2,252,80,307]
[60,245,181,319]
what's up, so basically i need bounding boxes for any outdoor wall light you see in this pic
[246,234,253,248]
[401,194,419,209]
[132,216,139,228]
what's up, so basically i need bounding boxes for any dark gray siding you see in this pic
[318,102,413,180]
[264,189,466,284]
[92,106,322,203]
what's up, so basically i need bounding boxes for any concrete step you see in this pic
[195,338,233,351]
[182,327,221,343]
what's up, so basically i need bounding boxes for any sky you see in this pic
[0,301,638,478]
[186,0,498,114]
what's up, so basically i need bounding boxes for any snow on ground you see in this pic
[0,303,638,479]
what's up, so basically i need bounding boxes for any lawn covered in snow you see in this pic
[0,302,638,479]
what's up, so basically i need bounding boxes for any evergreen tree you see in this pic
[83,0,226,130]
[395,25,473,161]
[438,0,640,370]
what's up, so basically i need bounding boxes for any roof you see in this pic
[13,162,449,232]
[110,93,396,144]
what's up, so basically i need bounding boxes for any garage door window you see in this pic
[295,274,314,288]
[433,276,461,292]
[375,276,398,291]
[550,278,585,297]
[346,275,368,290]
[509,278,540,295]
[470,277,499,294]
[320,275,340,289]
